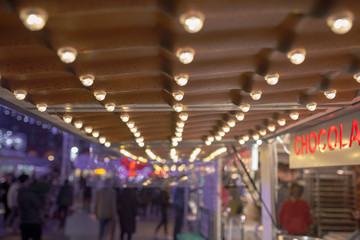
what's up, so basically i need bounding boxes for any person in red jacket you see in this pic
[278,183,312,235]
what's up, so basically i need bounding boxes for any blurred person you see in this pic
[1,175,12,224]
[172,187,184,240]
[56,180,73,228]
[118,188,138,240]
[83,178,92,212]
[95,178,117,240]
[278,183,312,235]
[153,188,170,239]
[6,175,22,231]
[18,174,43,240]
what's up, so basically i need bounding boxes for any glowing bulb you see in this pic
[179,113,188,121]
[222,125,230,133]
[205,140,211,146]
[252,134,260,140]
[327,11,353,34]
[63,115,72,123]
[243,135,250,141]
[287,48,306,65]
[105,142,111,148]
[136,137,144,143]
[99,137,106,144]
[208,136,214,142]
[120,113,130,122]
[84,126,93,133]
[74,121,83,129]
[256,139,263,145]
[250,90,262,100]
[134,132,141,137]
[277,118,286,126]
[14,90,27,100]
[57,47,77,63]
[180,11,204,33]
[172,141,178,147]
[353,73,360,83]
[240,103,250,113]
[264,73,279,85]
[172,90,184,101]
[290,112,299,120]
[215,135,222,141]
[239,139,245,145]
[173,103,184,112]
[306,102,317,111]
[36,103,47,112]
[92,131,100,138]
[174,74,189,86]
[127,121,135,129]
[130,127,138,133]
[176,127,184,133]
[138,142,145,147]
[105,103,116,112]
[324,89,337,99]
[218,131,225,137]
[176,48,195,64]
[177,121,185,128]
[175,132,182,137]
[94,91,106,101]
[267,124,276,132]
[259,129,267,136]
[79,74,94,87]
[227,120,236,128]
[236,113,245,121]
[19,8,48,31]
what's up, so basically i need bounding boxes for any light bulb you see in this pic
[127,121,135,129]
[259,129,267,136]
[243,135,250,142]
[327,11,353,34]
[215,135,222,141]
[134,132,141,137]
[306,102,317,111]
[176,48,195,64]
[175,132,182,137]
[177,121,185,128]
[250,90,262,100]
[174,74,189,86]
[290,112,299,120]
[36,103,47,112]
[277,118,286,126]
[99,137,106,144]
[208,136,214,142]
[172,141,178,147]
[222,125,230,133]
[205,140,211,146]
[218,131,225,137]
[172,91,184,101]
[236,113,245,121]
[180,11,204,33]
[179,113,188,121]
[239,139,245,145]
[105,103,116,112]
[63,114,72,123]
[84,126,93,133]
[14,90,27,100]
[92,131,100,138]
[173,103,184,112]
[94,91,106,101]
[19,8,48,31]
[120,113,130,122]
[256,139,263,145]
[324,89,337,99]
[136,137,144,143]
[227,120,236,127]
[105,142,111,147]
[79,74,94,87]
[138,142,145,147]
[265,73,279,85]
[240,103,250,113]
[353,73,360,83]
[267,124,276,132]
[287,48,306,65]
[176,127,184,133]
[57,47,77,63]
[74,120,83,129]
[130,127,138,133]
[253,134,260,140]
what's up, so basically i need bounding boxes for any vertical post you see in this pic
[260,139,278,240]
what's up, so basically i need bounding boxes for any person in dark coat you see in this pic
[56,180,73,228]
[17,174,43,240]
[118,188,138,240]
[154,188,170,239]
[1,175,12,224]
[172,187,185,240]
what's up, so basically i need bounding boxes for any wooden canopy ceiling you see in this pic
[0,0,359,162]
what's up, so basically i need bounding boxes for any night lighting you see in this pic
[57,47,77,64]
[264,73,279,85]
[250,90,262,101]
[236,113,245,121]
[173,103,184,112]
[277,118,286,126]
[353,73,360,83]
[79,74,94,87]
[179,113,188,121]
[172,90,184,101]
[105,103,116,112]
[327,11,353,34]
[63,115,73,123]
[36,103,47,112]
[94,91,106,101]
[240,103,250,113]
[306,102,317,111]
[177,121,185,128]
[324,89,337,99]
[227,120,236,127]
[239,139,245,145]
[14,90,27,100]
[180,11,204,33]
[176,48,195,64]
[99,137,106,144]
[92,131,100,138]
[222,125,230,133]
[74,121,83,129]
[105,142,111,148]
[127,121,135,129]
[84,126,93,133]
[19,8,48,31]
[120,113,130,122]
[174,74,189,86]
[290,112,299,120]
[267,124,276,132]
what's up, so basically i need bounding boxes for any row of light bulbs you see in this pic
[119,113,145,147]
[171,112,189,147]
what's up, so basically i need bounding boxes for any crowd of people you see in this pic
[0,173,185,240]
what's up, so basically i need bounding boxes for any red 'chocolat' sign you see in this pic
[289,111,360,169]
[294,120,360,155]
